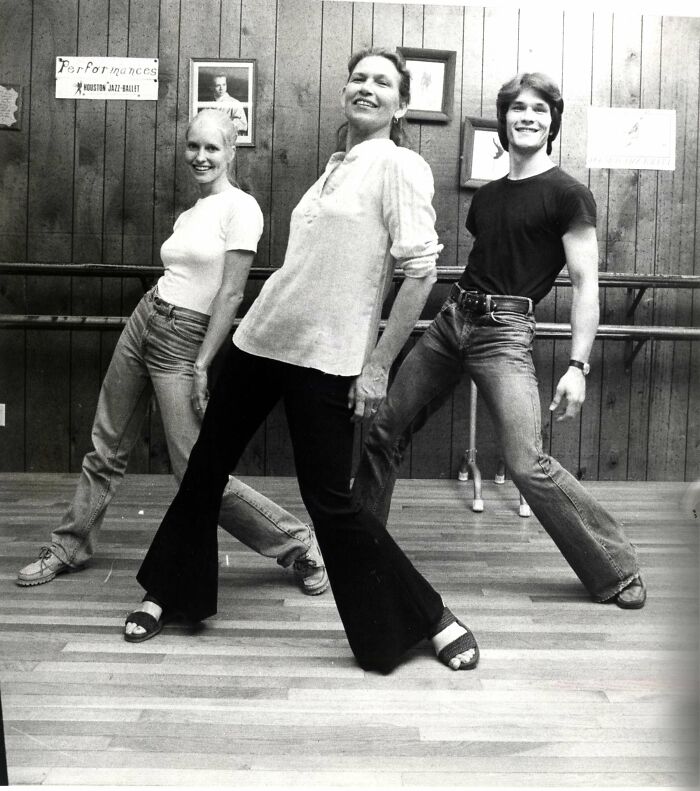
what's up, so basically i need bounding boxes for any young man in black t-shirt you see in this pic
[353,72,646,611]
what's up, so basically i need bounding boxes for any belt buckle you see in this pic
[474,292,487,313]
[464,291,480,312]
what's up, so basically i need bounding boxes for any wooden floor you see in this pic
[0,474,698,789]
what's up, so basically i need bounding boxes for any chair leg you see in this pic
[495,461,531,517]
[518,493,531,518]
[456,453,483,512]
[457,380,484,512]
[494,459,506,485]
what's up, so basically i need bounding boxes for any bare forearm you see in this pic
[569,285,599,363]
[194,291,243,372]
[367,274,436,372]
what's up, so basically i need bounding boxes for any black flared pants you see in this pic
[137,344,444,672]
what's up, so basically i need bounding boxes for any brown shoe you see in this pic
[16,547,79,587]
[615,576,647,609]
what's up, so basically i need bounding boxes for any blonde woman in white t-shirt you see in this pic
[128,50,479,673]
[17,110,326,602]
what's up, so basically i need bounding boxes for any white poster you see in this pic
[586,107,676,171]
[55,57,158,101]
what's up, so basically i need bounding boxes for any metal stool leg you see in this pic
[457,380,484,512]
[494,459,506,485]
[496,461,531,518]
[519,493,531,518]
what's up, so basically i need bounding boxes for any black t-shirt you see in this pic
[459,166,597,304]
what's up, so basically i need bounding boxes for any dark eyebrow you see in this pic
[512,99,548,108]
[351,70,393,81]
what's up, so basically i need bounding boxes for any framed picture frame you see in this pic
[460,117,510,188]
[189,58,256,147]
[397,47,455,123]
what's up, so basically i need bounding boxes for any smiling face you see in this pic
[342,55,407,144]
[184,114,234,194]
[505,88,552,155]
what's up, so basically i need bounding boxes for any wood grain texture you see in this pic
[0,2,698,482]
[648,17,699,480]
[0,0,32,470]
[0,473,697,787]
[598,15,642,481]
[550,8,594,478]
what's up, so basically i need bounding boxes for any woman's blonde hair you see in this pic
[187,109,238,181]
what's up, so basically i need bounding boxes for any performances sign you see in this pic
[55,56,158,101]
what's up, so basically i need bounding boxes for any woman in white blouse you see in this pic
[126,48,479,673]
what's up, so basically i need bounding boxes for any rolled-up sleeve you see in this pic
[382,149,443,279]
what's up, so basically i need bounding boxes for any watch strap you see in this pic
[569,359,590,375]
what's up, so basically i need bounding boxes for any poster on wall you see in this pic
[55,57,159,100]
[189,59,256,147]
[0,84,22,130]
[586,107,676,170]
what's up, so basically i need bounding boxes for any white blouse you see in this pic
[234,138,442,376]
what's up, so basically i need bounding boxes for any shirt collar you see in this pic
[328,137,396,167]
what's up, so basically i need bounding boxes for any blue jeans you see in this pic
[352,294,640,602]
[50,289,314,569]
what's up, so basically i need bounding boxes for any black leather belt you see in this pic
[449,284,533,315]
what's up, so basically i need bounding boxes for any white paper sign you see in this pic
[55,57,158,101]
[0,84,20,128]
[586,107,676,171]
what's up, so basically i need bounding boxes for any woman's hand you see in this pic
[191,364,209,419]
[348,361,389,423]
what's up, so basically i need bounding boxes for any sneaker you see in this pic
[293,534,329,596]
[16,547,76,587]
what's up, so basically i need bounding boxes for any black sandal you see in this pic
[124,594,164,643]
[428,606,479,670]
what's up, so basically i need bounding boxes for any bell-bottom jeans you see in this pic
[50,289,314,569]
[352,295,640,602]
[137,343,445,673]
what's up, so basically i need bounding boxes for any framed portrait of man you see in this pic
[189,58,256,147]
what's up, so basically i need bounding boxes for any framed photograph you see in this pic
[460,117,510,188]
[189,58,256,147]
[398,47,455,123]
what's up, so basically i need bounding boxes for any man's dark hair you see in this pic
[496,72,564,156]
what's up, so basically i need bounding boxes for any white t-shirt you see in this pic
[234,139,441,376]
[157,185,263,315]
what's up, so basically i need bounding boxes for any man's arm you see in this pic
[549,222,599,421]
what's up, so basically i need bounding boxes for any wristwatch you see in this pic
[569,359,590,376]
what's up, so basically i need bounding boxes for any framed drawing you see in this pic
[460,117,510,188]
[189,58,256,147]
[397,47,455,123]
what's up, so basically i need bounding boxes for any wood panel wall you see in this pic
[0,0,698,481]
